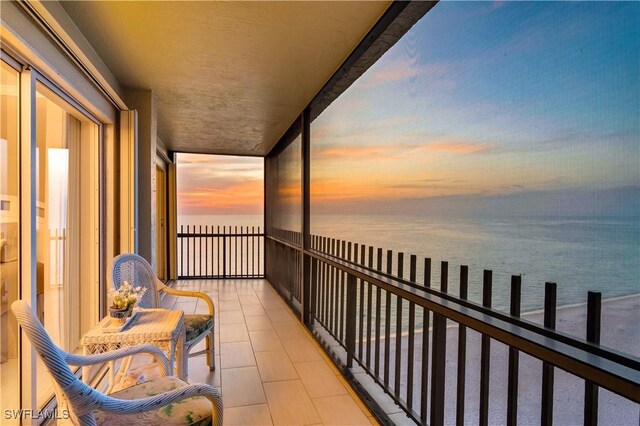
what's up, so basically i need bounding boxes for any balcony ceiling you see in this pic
[61,1,391,156]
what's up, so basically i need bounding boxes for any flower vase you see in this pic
[108,306,131,326]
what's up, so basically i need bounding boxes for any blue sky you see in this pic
[310,1,639,216]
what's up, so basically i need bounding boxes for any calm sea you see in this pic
[178,214,640,313]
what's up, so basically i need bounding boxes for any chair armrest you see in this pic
[65,344,171,376]
[95,384,223,426]
[159,280,215,317]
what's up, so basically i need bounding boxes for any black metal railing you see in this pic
[265,232,640,425]
[177,225,264,279]
[265,235,302,315]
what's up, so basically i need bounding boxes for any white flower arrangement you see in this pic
[109,281,147,310]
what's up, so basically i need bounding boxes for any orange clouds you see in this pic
[177,154,263,215]
[318,145,402,159]
[364,63,419,86]
[316,138,493,161]
[360,59,451,89]
[421,140,493,155]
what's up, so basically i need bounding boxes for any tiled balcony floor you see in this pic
[160,279,377,426]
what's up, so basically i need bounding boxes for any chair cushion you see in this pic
[94,376,212,425]
[184,314,213,342]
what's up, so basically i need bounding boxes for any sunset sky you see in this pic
[178,2,639,217]
[177,154,263,215]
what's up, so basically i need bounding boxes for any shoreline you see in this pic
[352,293,639,424]
[365,293,640,345]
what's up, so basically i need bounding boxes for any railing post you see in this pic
[222,230,227,278]
[345,272,357,368]
[420,257,432,425]
[456,265,469,426]
[307,257,318,327]
[395,252,404,398]
[507,275,522,426]
[430,261,448,426]
[584,291,601,426]
[541,282,557,426]
[479,270,493,426]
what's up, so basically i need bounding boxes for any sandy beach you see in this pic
[340,294,640,425]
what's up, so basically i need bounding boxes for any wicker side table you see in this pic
[81,308,186,391]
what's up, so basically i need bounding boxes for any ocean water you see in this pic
[179,214,640,312]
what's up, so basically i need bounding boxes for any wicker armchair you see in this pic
[111,253,216,376]
[11,300,222,426]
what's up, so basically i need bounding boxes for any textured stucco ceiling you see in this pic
[61,1,391,156]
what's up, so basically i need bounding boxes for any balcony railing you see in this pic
[177,225,264,279]
[265,231,640,425]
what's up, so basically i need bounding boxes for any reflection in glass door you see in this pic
[0,58,21,420]
[35,82,99,407]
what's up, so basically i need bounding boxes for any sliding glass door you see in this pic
[34,82,100,407]
[0,56,21,421]
[0,53,102,414]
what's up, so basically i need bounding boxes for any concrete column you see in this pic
[124,89,156,266]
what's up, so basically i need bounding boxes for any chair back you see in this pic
[11,300,100,425]
[110,253,160,308]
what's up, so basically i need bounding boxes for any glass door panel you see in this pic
[35,82,99,407]
[0,58,21,419]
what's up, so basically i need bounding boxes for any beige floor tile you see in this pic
[249,330,284,352]
[160,295,177,309]
[188,355,221,387]
[221,366,266,408]
[245,316,274,332]
[255,350,299,382]
[219,299,242,312]
[195,298,213,314]
[202,289,218,298]
[254,290,278,299]
[220,310,246,325]
[178,279,374,425]
[313,395,371,425]
[267,308,297,323]
[239,295,262,305]
[173,301,196,314]
[220,323,249,343]
[272,321,308,340]
[281,337,323,363]
[294,360,348,398]
[220,341,256,369]
[259,297,286,310]
[343,379,374,417]
[242,304,268,317]
[218,292,240,302]
[179,282,201,290]
[223,403,273,425]
[263,380,321,425]
[236,286,258,297]
[191,332,219,354]
[322,353,343,376]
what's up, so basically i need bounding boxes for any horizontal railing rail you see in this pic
[266,232,640,425]
[177,225,264,279]
[307,248,640,398]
